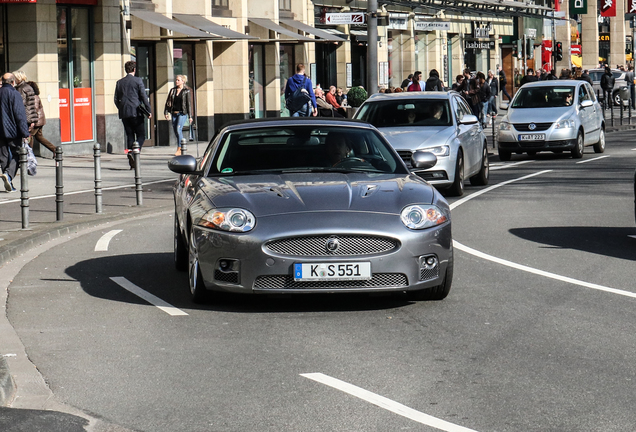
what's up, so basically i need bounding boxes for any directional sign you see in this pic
[325,12,366,25]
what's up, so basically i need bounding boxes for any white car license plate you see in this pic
[294,262,372,281]
[518,134,546,141]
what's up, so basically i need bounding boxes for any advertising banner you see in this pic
[73,87,93,142]
[414,21,450,31]
[55,0,98,4]
[59,89,71,143]
[600,0,616,17]
[570,0,588,14]
[0,0,36,3]
[629,0,636,14]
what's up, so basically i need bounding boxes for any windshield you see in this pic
[355,99,452,127]
[209,125,407,175]
[511,86,576,108]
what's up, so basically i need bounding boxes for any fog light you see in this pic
[426,256,437,267]
[219,259,230,270]
[419,254,440,282]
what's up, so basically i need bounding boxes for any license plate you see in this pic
[518,134,546,141]
[294,262,372,281]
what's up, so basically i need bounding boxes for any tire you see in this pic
[593,128,606,153]
[571,131,584,159]
[174,213,188,271]
[613,91,621,107]
[446,150,465,197]
[407,253,453,301]
[188,227,209,303]
[498,149,512,161]
[527,151,537,157]
[469,144,489,186]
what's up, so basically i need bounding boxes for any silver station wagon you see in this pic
[498,81,605,160]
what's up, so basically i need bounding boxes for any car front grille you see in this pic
[397,151,413,168]
[420,266,439,281]
[513,122,553,132]
[215,270,239,284]
[253,273,408,290]
[265,235,400,257]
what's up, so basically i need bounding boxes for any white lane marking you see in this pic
[0,178,175,205]
[109,276,188,316]
[453,241,636,299]
[301,373,479,432]
[629,235,636,240]
[576,155,610,164]
[489,160,535,171]
[95,230,123,252]
[450,170,552,211]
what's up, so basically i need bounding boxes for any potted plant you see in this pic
[346,86,368,108]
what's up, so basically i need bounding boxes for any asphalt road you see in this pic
[3,132,636,431]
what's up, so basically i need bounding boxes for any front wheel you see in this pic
[446,150,465,197]
[188,228,209,303]
[469,144,489,186]
[174,213,187,271]
[571,131,584,159]
[593,128,606,153]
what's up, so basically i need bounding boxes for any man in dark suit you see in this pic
[0,73,30,192]
[114,61,151,168]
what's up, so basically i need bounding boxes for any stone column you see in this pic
[609,0,626,67]
[581,0,600,69]
[194,41,215,142]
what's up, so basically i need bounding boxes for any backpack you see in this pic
[287,76,312,112]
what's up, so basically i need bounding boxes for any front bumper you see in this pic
[192,212,452,295]
[498,127,578,152]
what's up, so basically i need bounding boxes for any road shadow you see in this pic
[65,252,417,313]
[509,226,636,261]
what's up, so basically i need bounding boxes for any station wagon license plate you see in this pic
[294,262,372,281]
[518,134,546,141]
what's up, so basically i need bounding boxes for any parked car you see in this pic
[353,92,489,197]
[497,81,605,160]
[587,68,628,106]
[169,118,453,303]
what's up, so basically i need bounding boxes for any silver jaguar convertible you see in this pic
[169,119,453,303]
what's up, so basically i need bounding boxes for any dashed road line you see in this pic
[301,373,479,432]
[576,155,610,164]
[489,160,535,171]
[95,230,122,251]
[109,276,188,316]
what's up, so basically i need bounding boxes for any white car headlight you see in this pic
[401,205,449,230]
[554,119,576,129]
[421,145,450,157]
[198,208,256,232]
[499,121,512,131]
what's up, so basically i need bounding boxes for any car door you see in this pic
[454,96,481,174]
[578,84,599,144]
[586,82,604,136]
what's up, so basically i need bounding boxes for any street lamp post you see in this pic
[367,0,378,95]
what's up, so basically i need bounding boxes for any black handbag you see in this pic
[138,102,151,118]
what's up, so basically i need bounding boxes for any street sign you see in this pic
[414,21,450,31]
[325,12,365,25]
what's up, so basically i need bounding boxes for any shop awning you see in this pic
[350,29,381,43]
[383,0,553,19]
[279,18,346,42]
[248,18,314,42]
[318,27,349,40]
[173,14,257,40]
[130,10,218,39]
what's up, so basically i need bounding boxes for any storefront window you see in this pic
[280,44,294,117]
[414,33,430,75]
[0,7,6,73]
[249,44,265,118]
[57,5,94,144]
[388,31,406,88]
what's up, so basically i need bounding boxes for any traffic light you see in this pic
[527,38,535,59]
[556,42,563,61]
[516,39,522,59]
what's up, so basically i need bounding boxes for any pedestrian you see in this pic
[600,66,615,108]
[0,73,30,192]
[579,69,593,86]
[559,69,572,80]
[401,74,413,92]
[514,68,523,90]
[326,85,347,117]
[114,61,152,169]
[477,72,491,128]
[27,79,56,158]
[520,68,538,87]
[424,69,444,91]
[284,63,317,117]
[452,75,464,91]
[13,71,37,133]
[407,71,423,91]
[487,70,498,119]
[627,66,635,109]
[164,74,193,156]
[545,69,558,81]
[498,66,511,101]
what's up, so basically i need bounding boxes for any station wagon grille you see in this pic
[513,122,553,132]
[265,235,399,257]
[253,273,408,290]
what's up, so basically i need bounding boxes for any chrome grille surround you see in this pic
[513,122,553,132]
[253,273,408,290]
[265,235,400,257]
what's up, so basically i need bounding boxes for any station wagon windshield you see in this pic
[511,86,577,108]
[356,99,453,127]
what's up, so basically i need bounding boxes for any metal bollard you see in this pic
[94,143,102,214]
[629,101,632,125]
[491,114,496,149]
[620,102,624,126]
[132,141,142,206]
[180,138,187,156]
[55,146,63,221]
[610,102,614,127]
[19,146,29,229]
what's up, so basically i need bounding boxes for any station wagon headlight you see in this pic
[198,208,255,232]
[422,145,450,157]
[401,205,449,230]
[555,119,576,129]
[499,121,512,131]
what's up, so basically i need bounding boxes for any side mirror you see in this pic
[580,100,593,108]
[168,155,198,174]
[460,114,479,125]
[411,150,438,170]
[499,102,509,110]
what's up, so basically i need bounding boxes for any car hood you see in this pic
[378,126,454,151]
[506,107,573,123]
[200,173,436,217]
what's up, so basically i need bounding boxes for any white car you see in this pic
[354,92,489,196]
[498,81,605,160]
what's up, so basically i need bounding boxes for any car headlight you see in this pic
[421,145,450,157]
[554,119,576,129]
[401,205,449,230]
[198,208,256,232]
[499,121,512,131]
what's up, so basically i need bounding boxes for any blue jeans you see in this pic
[291,103,311,117]
[481,101,489,127]
[172,113,189,147]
